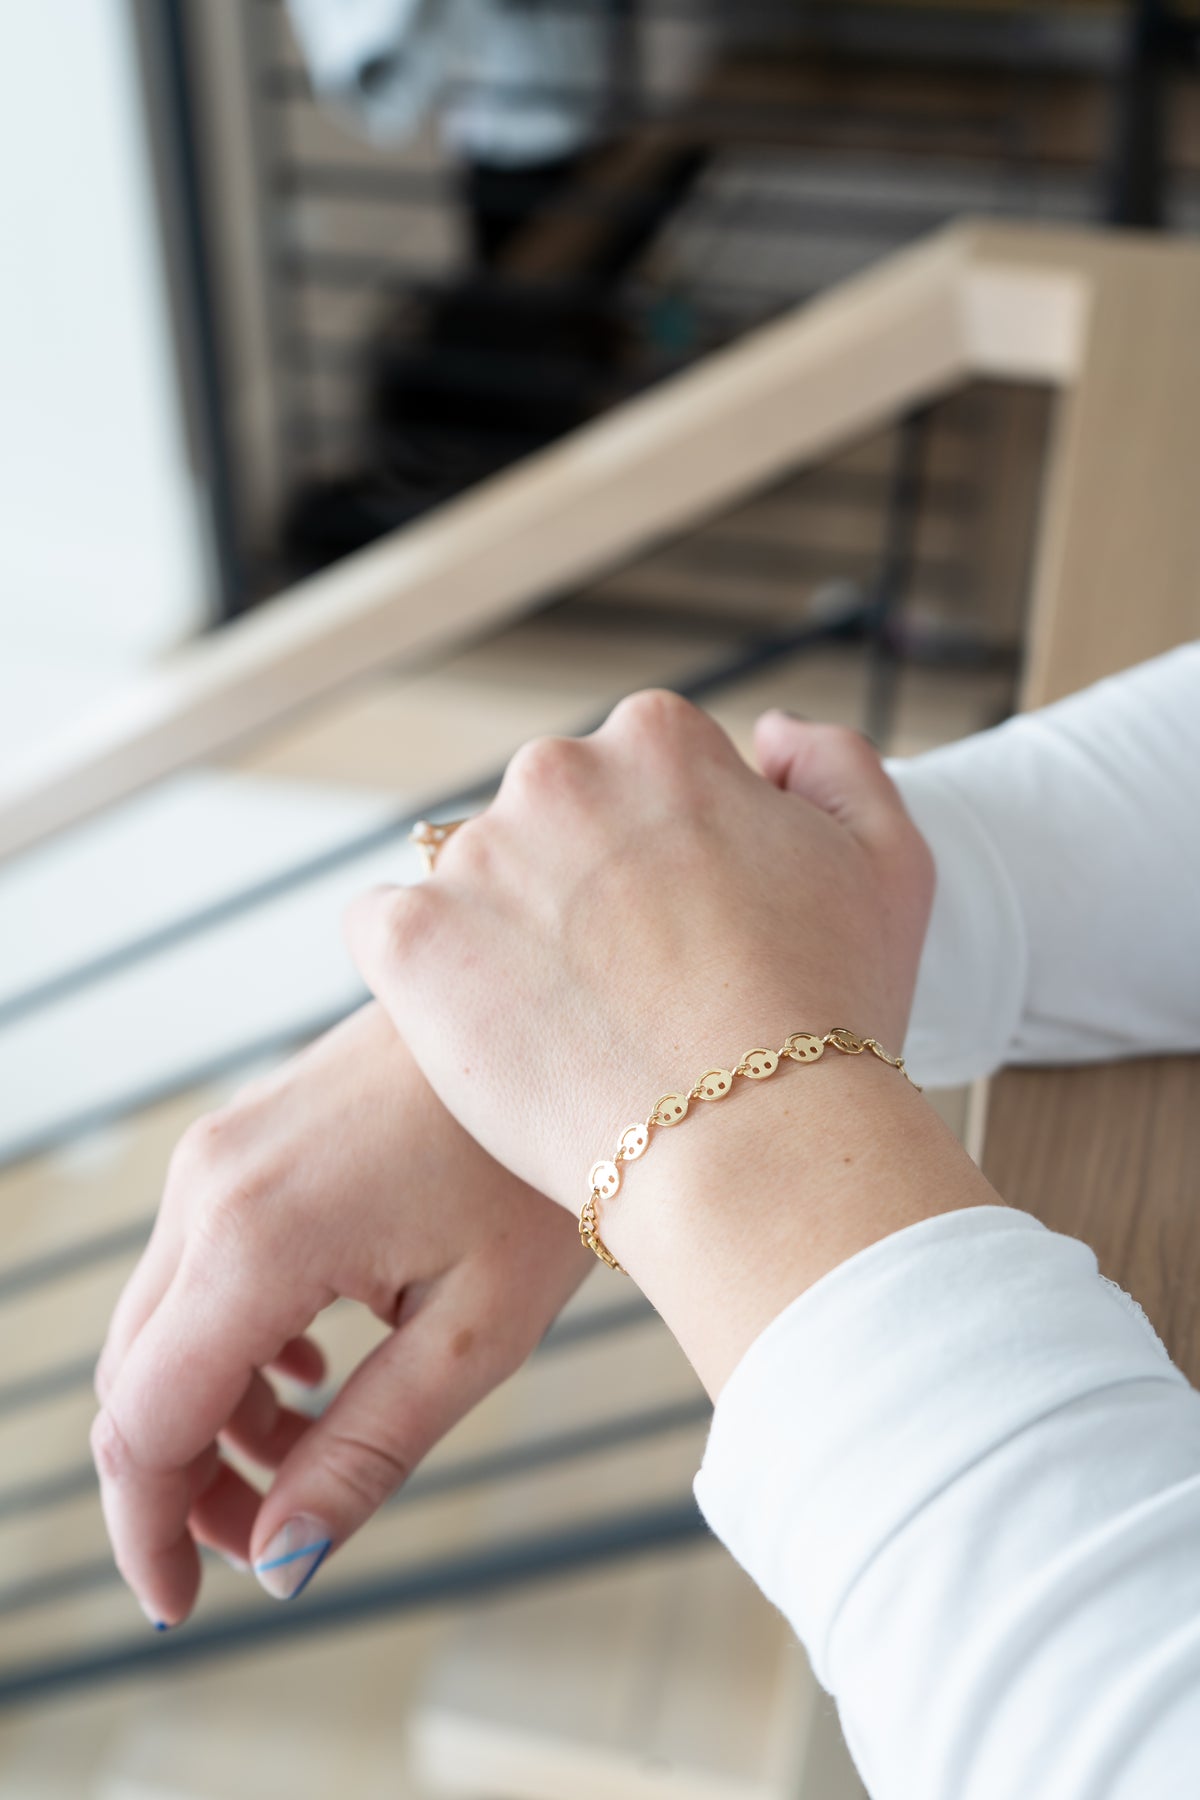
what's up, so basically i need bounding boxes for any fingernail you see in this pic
[253,1515,333,1601]
[220,1552,251,1575]
[139,1599,170,1632]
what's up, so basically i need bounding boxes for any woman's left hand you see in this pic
[91,1001,589,1626]
[347,692,935,1229]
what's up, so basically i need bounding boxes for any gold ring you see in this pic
[409,817,469,876]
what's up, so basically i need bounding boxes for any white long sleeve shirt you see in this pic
[694,643,1200,1799]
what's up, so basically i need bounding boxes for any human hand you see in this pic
[92,1001,589,1626]
[346,693,935,1221]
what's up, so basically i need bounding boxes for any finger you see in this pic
[94,1213,181,1403]
[221,1370,314,1472]
[270,1335,327,1389]
[96,1108,227,1402]
[94,1245,315,1627]
[189,1460,265,1571]
[102,1282,323,1414]
[753,712,910,851]
[250,1286,514,1600]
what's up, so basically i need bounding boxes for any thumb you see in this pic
[753,711,908,853]
[249,1291,500,1600]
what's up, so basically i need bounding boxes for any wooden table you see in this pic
[984,1060,1200,1377]
[974,226,1200,1377]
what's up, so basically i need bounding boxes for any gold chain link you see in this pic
[579,1027,918,1273]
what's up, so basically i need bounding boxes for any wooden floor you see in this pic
[0,609,1009,1798]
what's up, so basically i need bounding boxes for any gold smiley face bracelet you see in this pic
[580,1029,918,1272]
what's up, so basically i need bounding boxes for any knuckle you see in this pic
[433,815,490,881]
[608,687,697,741]
[502,734,584,801]
[347,881,442,973]
[606,692,731,790]
[322,1430,411,1513]
[167,1111,228,1187]
[169,1151,275,1265]
[170,1105,276,1240]
[379,882,439,962]
[193,1167,272,1253]
[167,1103,265,1206]
[90,1407,134,1482]
[605,692,738,818]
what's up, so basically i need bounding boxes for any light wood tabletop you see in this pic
[974,226,1200,1376]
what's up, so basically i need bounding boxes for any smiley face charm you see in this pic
[695,1068,734,1100]
[652,1093,690,1127]
[741,1048,779,1080]
[619,1123,650,1160]
[589,1159,621,1201]
[783,1033,825,1063]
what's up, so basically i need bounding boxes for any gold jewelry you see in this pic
[410,817,469,875]
[579,1028,918,1273]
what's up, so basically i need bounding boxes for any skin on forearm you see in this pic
[599,1056,999,1398]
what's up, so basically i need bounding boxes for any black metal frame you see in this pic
[132,1,246,619]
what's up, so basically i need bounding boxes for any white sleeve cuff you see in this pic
[886,644,1200,1079]
[888,764,1029,1087]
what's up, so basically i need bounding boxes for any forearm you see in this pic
[603,1068,1200,1799]
[600,1050,994,1398]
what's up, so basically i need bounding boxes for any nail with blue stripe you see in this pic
[254,1516,333,1600]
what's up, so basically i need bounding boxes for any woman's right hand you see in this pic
[92,1001,590,1627]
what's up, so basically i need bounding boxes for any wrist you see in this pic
[596,1051,996,1396]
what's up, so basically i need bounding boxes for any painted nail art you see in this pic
[253,1516,332,1601]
